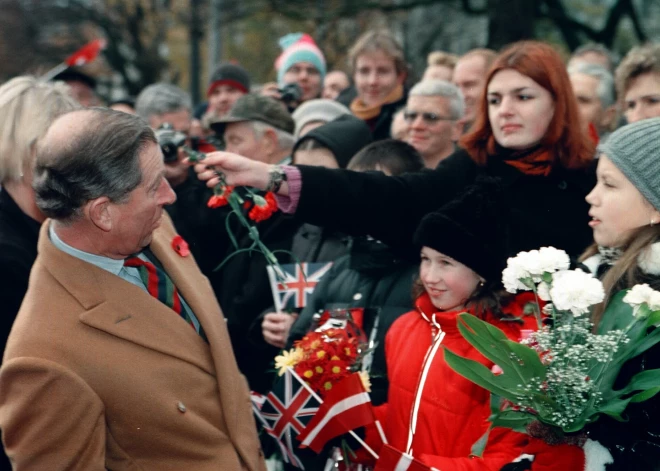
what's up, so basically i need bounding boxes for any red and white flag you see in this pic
[374,444,439,471]
[297,372,375,453]
[65,38,107,67]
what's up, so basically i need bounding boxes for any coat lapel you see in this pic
[39,222,215,375]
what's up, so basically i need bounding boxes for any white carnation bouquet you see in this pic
[445,247,660,448]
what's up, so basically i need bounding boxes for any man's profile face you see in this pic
[570,73,606,132]
[109,141,176,256]
[453,55,488,126]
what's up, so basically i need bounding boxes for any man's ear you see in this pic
[397,70,407,87]
[601,105,619,132]
[87,196,113,232]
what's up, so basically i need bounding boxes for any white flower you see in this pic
[502,263,530,293]
[537,282,551,301]
[623,284,660,314]
[536,247,571,275]
[502,247,571,293]
[549,269,605,316]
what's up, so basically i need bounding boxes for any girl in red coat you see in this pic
[363,179,537,471]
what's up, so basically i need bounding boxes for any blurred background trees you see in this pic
[1,0,658,104]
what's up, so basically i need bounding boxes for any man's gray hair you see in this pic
[572,43,617,71]
[251,121,296,151]
[568,62,616,108]
[135,83,192,119]
[409,79,465,120]
[33,108,157,221]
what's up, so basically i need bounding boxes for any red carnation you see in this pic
[248,192,278,222]
[207,186,235,208]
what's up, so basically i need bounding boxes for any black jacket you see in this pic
[585,259,660,470]
[0,189,40,470]
[294,148,595,260]
[288,237,417,406]
[0,190,41,355]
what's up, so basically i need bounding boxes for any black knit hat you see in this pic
[413,177,510,282]
[292,115,373,168]
[207,63,251,96]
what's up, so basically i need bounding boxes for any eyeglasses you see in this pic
[403,110,454,124]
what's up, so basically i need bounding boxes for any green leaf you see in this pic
[647,310,660,327]
[630,386,660,403]
[456,314,545,386]
[469,428,490,458]
[489,409,535,433]
[619,368,660,395]
[444,348,525,401]
[597,290,634,334]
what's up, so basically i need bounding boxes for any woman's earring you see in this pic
[478,280,485,289]
[652,218,657,226]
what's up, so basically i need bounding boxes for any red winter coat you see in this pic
[364,291,538,470]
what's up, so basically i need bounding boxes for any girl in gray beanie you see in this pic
[504,117,660,470]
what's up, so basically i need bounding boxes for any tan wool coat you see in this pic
[0,216,266,471]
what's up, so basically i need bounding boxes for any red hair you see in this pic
[460,41,594,170]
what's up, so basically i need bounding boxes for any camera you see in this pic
[155,123,187,163]
[278,82,302,107]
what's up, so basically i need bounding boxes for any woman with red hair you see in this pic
[195,38,596,471]
[196,40,595,261]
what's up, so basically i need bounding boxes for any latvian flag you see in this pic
[374,445,439,471]
[297,373,375,453]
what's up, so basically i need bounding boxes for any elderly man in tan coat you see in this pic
[0,108,266,471]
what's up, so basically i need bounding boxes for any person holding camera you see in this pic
[135,83,223,273]
[261,32,326,110]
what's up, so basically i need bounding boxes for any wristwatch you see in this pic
[266,165,288,193]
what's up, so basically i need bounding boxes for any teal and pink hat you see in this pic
[275,33,327,86]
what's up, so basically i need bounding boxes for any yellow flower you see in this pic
[274,348,303,376]
[359,371,371,393]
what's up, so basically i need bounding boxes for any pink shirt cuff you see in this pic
[273,166,302,214]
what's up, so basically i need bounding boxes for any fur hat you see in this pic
[413,177,510,282]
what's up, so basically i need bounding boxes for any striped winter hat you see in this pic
[275,33,326,86]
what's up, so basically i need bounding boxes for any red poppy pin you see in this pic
[171,235,190,257]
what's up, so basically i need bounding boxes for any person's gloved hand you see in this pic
[500,437,613,471]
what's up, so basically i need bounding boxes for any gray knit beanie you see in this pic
[291,99,351,139]
[598,117,660,211]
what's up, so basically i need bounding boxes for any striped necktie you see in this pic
[124,256,207,340]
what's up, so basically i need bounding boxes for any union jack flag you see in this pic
[267,262,333,311]
[253,369,321,468]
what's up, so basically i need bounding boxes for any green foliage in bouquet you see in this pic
[444,247,660,444]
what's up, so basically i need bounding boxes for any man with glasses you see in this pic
[404,79,465,169]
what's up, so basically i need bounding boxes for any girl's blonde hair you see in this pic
[580,225,660,327]
[0,76,79,184]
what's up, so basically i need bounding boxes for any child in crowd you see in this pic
[502,118,660,471]
[359,178,538,470]
[286,139,425,406]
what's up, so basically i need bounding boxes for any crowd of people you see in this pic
[0,26,659,471]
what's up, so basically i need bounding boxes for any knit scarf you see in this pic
[495,145,555,177]
[350,84,404,121]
